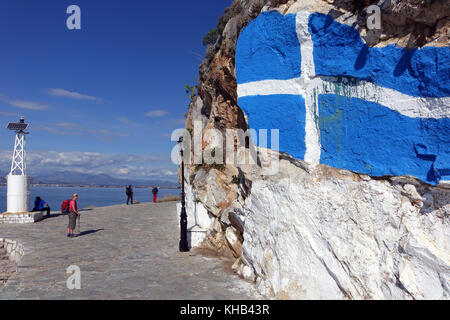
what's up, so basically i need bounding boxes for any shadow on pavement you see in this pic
[77,229,104,237]
[41,208,93,221]
[41,213,67,220]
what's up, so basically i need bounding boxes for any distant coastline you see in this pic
[0,183,180,189]
[0,185,180,213]
[0,170,180,189]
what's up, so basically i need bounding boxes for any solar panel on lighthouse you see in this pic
[6,122,29,130]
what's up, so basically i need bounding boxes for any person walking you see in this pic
[32,196,51,216]
[126,185,133,205]
[67,193,79,238]
[152,186,159,203]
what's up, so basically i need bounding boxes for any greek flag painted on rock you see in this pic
[236,10,450,185]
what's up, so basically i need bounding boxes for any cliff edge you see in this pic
[181,0,449,299]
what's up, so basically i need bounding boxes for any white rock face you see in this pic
[240,156,450,299]
[226,226,243,257]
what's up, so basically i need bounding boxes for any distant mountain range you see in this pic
[0,170,179,188]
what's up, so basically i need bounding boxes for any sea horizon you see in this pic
[0,185,180,213]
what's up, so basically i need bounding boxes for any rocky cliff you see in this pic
[181,0,449,299]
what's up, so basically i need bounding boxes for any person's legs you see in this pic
[46,207,50,216]
[131,194,133,204]
[153,194,157,202]
[68,212,77,237]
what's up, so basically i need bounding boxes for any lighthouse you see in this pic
[6,116,30,213]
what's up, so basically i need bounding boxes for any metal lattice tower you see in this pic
[6,116,29,176]
[10,132,27,175]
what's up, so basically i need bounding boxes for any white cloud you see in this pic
[0,94,49,111]
[56,122,76,128]
[144,110,168,117]
[6,99,49,110]
[47,88,103,102]
[34,122,130,139]
[171,118,186,125]
[117,117,137,126]
[0,150,176,180]
[161,169,178,176]
[36,126,84,136]
[92,129,130,138]
[55,122,87,131]
[160,133,172,138]
[117,167,130,175]
[0,111,19,117]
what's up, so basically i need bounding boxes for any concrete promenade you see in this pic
[0,202,258,299]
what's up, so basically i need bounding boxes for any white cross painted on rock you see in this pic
[237,11,450,165]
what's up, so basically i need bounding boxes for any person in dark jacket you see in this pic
[32,196,50,216]
[126,185,133,205]
[152,186,159,203]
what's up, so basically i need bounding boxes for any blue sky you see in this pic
[0,0,232,181]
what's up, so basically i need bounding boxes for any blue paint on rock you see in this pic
[235,11,449,184]
[236,12,301,84]
[309,12,450,98]
[318,94,450,184]
[238,95,307,159]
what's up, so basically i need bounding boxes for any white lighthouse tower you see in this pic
[6,116,30,213]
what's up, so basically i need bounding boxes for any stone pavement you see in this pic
[0,202,259,299]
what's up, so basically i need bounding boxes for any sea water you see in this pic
[0,186,179,213]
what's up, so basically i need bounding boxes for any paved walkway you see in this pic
[0,202,258,299]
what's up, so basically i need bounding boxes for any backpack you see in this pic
[61,199,71,213]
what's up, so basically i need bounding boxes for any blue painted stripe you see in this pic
[309,13,450,98]
[318,94,450,185]
[236,12,301,84]
[238,95,306,159]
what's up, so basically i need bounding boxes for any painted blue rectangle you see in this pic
[238,94,306,160]
[236,12,301,84]
[309,12,450,98]
[318,94,450,185]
